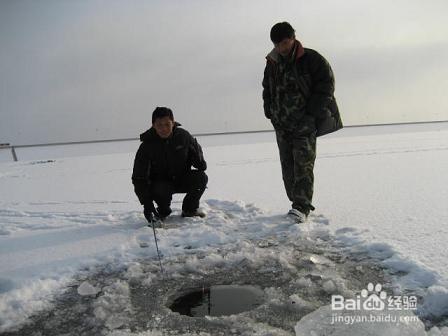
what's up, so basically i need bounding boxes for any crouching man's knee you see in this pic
[192,170,208,189]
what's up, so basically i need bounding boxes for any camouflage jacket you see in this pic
[262,40,342,137]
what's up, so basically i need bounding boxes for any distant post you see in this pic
[11,146,18,161]
[0,143,18,161]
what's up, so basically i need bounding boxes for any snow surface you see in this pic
[0,124,448,334]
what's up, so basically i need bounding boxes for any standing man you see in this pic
[132,107,208,225]
[262,22,342,223]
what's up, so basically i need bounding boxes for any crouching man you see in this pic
[132,107,208,224]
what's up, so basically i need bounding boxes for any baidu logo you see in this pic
[332,283,396,311]
[361,283,387,311]
[330,282,419,325]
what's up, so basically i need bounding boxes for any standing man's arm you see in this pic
[306,52,335,119]
[262,62,273,120]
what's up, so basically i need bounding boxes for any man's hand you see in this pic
[143,203,157,223]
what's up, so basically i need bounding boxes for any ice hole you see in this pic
[169,285,265,317]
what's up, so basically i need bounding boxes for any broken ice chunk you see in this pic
[77,281,100,296]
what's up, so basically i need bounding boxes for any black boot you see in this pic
[181,208,206,218]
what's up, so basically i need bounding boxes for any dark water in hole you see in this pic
[169,285,265,317]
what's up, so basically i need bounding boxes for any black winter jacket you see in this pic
[132,124,207,205]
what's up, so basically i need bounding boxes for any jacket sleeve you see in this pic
[306,52,335,119]
[131,143,151,205]
[188,137,207,171]
[262,62,272,119]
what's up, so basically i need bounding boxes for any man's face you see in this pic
[275,37,295,57]
[153,116,174,139]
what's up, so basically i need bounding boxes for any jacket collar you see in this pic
[266,40,305,64]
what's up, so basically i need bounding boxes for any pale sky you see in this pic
[1,0,448,145]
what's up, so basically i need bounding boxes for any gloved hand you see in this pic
[143,203,158,223]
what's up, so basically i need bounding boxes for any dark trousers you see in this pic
[275,130,316,215]
[150,170,208,215]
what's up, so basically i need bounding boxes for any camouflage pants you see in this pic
[275,130,316,215]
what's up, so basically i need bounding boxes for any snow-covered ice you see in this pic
[0,123,448,335]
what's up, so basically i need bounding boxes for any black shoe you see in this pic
[157,207,172,219]
[181,209,206,218]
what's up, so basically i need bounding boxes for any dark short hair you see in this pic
[270,22,295,44]
[152,106,174,123]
